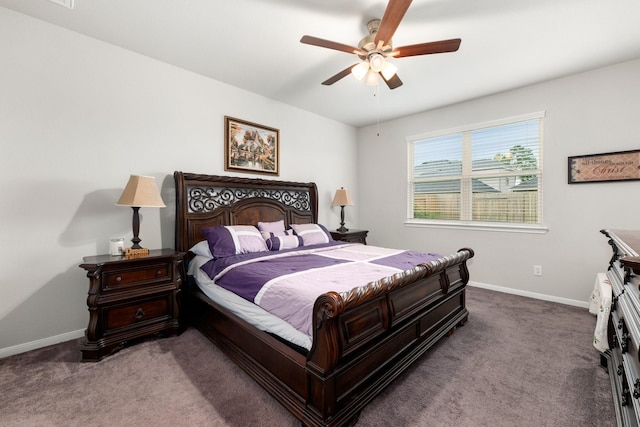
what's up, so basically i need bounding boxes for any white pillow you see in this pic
[190,240,212,258]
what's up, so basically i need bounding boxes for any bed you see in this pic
[174,171,474,427]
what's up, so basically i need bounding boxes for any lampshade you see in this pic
[364,69,379,86]
[368,53,385,73]
[331,188,354,207]
[116,175,166,208]
[351,62,369,80]
[380,61,398,80]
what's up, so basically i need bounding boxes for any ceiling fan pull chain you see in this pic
[375,82,381,136]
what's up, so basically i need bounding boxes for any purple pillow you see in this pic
[290,223,334,246]
[202,225,267,258]
[265,232,303,251]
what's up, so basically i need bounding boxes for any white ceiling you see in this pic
[2,0,640,127]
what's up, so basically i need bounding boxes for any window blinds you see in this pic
[409,115,543,225]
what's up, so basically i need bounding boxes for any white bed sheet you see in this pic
[188,255,313,351]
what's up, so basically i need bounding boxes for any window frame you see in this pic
[406,112,547,234]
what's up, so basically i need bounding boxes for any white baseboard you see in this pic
[0,329,85,359]
[468,281,590,309]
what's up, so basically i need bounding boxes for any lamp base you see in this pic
[336,205,349,233]
[130,206,143,249]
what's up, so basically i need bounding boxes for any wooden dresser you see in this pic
[601,229,640,426]
[79,249,185,361]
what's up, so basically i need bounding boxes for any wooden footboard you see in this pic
[304,248,473,426]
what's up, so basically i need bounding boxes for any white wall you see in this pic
[357,58,640,305]
[0,8,357,353]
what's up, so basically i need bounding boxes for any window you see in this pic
[407,112,544,230]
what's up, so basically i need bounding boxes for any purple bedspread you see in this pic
[201,243,442,336]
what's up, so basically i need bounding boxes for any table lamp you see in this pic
[116,175,166,249]
[331,187,354,233]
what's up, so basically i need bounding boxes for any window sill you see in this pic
[405,219,548,234]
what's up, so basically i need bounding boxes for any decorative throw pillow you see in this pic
[257,219,286,239]
[290,223,333,246]
[264,232,303,251]
[189,240,213,258]
[202,225,267,258]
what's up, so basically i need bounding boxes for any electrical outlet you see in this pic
[533,265,543,276]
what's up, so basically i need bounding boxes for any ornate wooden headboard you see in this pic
[174,171,318,252]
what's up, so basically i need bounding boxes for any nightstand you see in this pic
[78,249,185,362]
[330,229,368,245]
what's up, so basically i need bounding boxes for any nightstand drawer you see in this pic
[102,262,172,291]
[331,229,368,245]
[339,234,366,243]
[103,294,171,332]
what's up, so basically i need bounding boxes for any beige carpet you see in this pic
[0,287,615,426]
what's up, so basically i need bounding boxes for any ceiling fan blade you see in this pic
[381,73,403,90]
[300,35,363,55]
[391,38,461,58]
[322,64,358,86]
[374,0,413,45]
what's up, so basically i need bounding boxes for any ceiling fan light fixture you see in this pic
[368,53,385,72]
[380,61,398,80]
[365,69,379,86]
[351,62,369,80]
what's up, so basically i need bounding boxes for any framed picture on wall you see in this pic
[568,149,640,184]
[224,116,279,176]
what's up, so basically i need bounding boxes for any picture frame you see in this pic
[224,116,279,176]
[568,149,640,184]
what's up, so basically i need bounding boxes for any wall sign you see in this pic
[568,149,640,184]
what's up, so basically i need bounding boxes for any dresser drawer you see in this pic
[102,293,172,333]
[102,261,172,291]
[614,294,640,414]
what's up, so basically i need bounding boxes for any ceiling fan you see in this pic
[300,0,461,90]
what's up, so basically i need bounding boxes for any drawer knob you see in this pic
[156,270,162,276]
[623,387,630,406]
[622,333,630,354]
[134,308,145,321]
[115,276,122,283]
